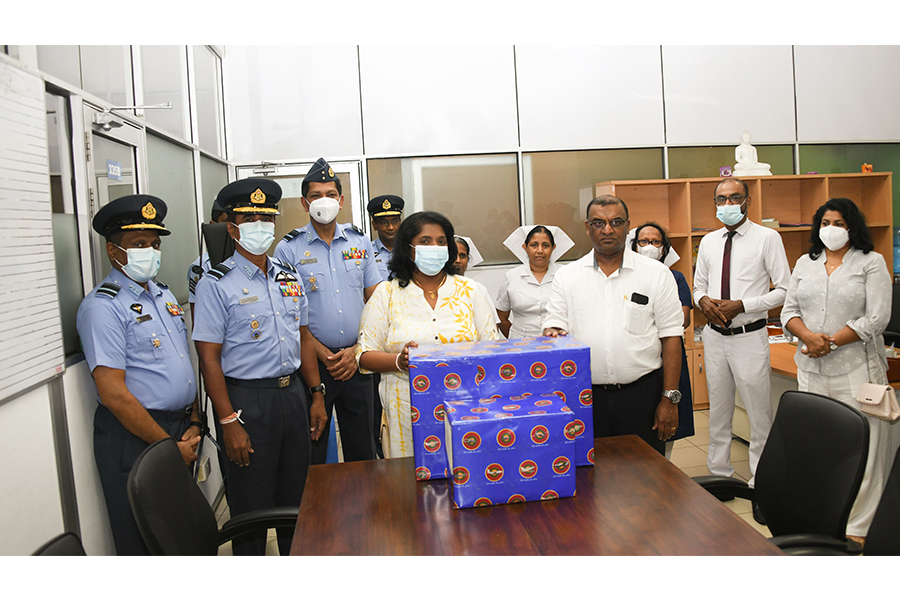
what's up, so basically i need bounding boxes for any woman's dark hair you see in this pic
[454,236,470,254]
[631,222,671,262]
[808,198,874,259]
[389,211,457,287]
[524,225,556,247]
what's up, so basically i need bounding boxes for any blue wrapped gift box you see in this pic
[409,337,593,481]
[443,395,576,508]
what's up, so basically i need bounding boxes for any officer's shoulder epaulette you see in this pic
[207,262,232,280]
[282,229,302,242]
[96,282,121,298]
[274,258,298,273]
[347,223,364,236]
[155,280,169,289]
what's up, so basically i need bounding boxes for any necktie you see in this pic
[721,231,737,300]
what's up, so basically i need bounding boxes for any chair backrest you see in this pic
[32,532,87,556]
[127,438,219,555]
[755,391,869,539]
[201,221,234,268]
[865,446,900,555]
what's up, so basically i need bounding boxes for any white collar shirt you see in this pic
[692,219,791,327]
[495,262,561,338]
[543,249,684,385]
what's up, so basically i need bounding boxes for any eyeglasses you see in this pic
[588,218,627,230]
[714,194,747,206]
[636,239,663,247]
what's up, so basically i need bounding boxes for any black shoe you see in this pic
[752,501,766,526]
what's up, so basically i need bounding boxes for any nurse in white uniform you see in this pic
[453,235,500,325]
[496,225,574,339]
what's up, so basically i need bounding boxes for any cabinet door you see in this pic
[691,348,709,410]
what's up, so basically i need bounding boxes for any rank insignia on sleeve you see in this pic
[130,304,142,314]
[166,302,185,316]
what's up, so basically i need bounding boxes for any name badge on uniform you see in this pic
[279,281,303,297]
[136,314,153,323]
[166,302,185,316]
[300,258,317,265]
[239,296,259,305]
[342,248,368,260]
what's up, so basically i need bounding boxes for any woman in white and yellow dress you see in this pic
[356,211,499,458]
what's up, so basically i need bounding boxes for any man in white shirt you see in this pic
[693,178,791,509]
[543,195,684,455]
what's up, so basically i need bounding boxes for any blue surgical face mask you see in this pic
[412,244,449,276]
[235,221,276,256]
[115,245,161,283]
[716,203,746,226]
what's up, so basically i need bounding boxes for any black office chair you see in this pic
[865,445,900,555]
[694,391,869,553]
[127,438,299,555]
[32,532,87,556]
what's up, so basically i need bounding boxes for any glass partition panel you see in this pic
[367,155,519,265]
[524,148,665,261]
[140,45,189,140]
[80,45,133,107]
[146,134,198,303]
[200,155,229,222]
[799,143,900,226]
[37,46,81,87]
[668,145,794,179]
[193,46,223,156]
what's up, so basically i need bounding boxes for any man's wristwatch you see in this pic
[663,389,682,404]
[309,383,326,396]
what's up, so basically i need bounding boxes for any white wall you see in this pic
[0,386,65,555]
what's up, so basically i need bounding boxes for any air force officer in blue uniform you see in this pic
[76,195,201,555]
[274,158,383,464]
[193,179,327,556]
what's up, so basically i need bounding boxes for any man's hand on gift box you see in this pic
[542,327,568,337]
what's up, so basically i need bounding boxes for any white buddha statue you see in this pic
[733,130,772,176]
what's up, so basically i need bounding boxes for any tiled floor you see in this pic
[216,409,770,555]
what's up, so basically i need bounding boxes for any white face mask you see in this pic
[819,225,850,252]
[308,197,340,224]
[114,245,161,283]
[637,245,663,261]
[235,221,276,256]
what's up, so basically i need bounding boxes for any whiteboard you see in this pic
[516,45,665,149]
[358,45,519,155]
[795,45,900,142]
[662,45,797,145]
[0,57,65,402]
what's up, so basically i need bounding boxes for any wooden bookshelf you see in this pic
[597,172,894,410]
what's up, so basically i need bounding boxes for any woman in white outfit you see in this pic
[781,197,893,546]
[496,225,573,339]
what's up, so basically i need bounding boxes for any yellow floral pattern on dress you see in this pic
[355,275,499,458]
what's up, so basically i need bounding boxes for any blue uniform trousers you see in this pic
[310,359,376,465]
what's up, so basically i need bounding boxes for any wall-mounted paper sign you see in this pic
[107,159,122,181]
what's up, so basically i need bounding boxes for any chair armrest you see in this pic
[692,475,754,502]
[771,533,861,555]
[218,506,300,547]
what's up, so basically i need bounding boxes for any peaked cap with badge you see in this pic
[92,194,171,239]
[303,157,340,186]
[367,194,404,218]
[216,178,282,215]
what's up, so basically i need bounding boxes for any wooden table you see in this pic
[291,435,782,555]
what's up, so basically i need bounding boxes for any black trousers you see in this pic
[217,377,310,556]
[592,368,666,455]
[93,403,190,556]
[310,362,376,465]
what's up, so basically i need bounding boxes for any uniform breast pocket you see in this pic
[624,299,652,335]
[302,269,326,295]
[225,303,271,345]
[128,320,172,362]
[281,297,304,329]
[343,259,364,288]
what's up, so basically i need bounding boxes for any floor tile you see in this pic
[670,446,709,469]
[733,460,753,482]
[730,440,750,462]
[723,497,753,515]
[693,410,710,429]
[218,541,232,556]
[685,428,710,447]
[680,465,712,478]
[673,439,693,450]
[738,512,771,538]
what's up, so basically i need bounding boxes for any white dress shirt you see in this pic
[495,262,560,338]
[693,219,791,327]
[543,249,683,385]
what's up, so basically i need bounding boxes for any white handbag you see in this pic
[856,342,900,422]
